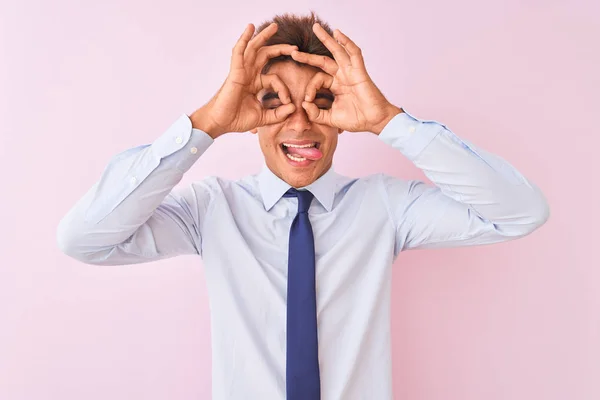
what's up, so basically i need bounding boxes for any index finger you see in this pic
[304,71,334,103]
[290,51,338,76]
[254,44,299,73]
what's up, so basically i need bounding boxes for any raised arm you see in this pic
[57,22,299,265]
[56,117,214,265]
[289,23,548,256]
[377,110,549,254]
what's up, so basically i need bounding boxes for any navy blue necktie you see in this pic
[283,188,321,400]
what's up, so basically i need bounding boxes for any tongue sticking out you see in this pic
[286,145,323,161]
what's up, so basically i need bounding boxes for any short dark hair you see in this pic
[254,11,335,74]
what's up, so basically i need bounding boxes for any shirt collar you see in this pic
[257,161,337,212]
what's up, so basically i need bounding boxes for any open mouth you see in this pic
[280,142,321,154]
[279,142,321,165]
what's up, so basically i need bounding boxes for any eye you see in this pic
[264,101,332,110]
[264,102,281,110]
[316,102,332,110]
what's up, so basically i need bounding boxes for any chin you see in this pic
[288,177,315,188]
[277,167,315,188]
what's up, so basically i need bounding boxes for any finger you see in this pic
[333,29,366,71]
[290,51,339,76]
[254,73,292,104]
[302,101,332,126]
[244,22,279,66]
[231,24,255,71]
[304,71,334,102]
[261,103,296,125]
[312,23,351,67]
[254,44,299,73]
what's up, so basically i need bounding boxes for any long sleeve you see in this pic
[56,114,215,265]
[377,109,549,255]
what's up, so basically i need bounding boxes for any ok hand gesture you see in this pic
[290,24,402,134]
[190,23,298,138]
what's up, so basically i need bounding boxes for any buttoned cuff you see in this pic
[377,108,448,161]
[84,114,214,224]
[151,114,215,172]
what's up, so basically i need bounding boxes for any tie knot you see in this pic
[283,188,314,213]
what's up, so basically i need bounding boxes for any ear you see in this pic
[250,128,258,134]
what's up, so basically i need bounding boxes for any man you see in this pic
[57,12,549,400]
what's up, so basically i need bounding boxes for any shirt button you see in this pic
[130,177,137,185]
[408,126,416,133]
[175,136,183,144]
[190,147,198,154]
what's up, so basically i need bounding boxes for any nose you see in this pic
[284,101,312,133]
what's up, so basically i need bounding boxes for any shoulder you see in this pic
[188,174,259,197]
[348,172,408,190]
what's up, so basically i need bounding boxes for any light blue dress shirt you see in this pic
[57,109,549,400]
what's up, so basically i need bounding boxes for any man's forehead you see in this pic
[268,59,321,75]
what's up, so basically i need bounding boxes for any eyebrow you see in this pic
[261,92,335,102]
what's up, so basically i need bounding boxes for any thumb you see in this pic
[302,101,330,125]
[261,103,296,125]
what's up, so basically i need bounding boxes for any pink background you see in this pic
[1,0,598,399]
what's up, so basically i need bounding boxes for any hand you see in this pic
[190,23,298,139]
[290,23,403,135]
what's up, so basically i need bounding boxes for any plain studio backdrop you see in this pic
[1,0,598,399]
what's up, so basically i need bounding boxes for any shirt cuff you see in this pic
[377,108,447,161]
[151,114,215,172]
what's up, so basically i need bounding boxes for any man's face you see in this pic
[251,61,342,188]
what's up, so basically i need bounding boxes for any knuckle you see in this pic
[266,74,279,84]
